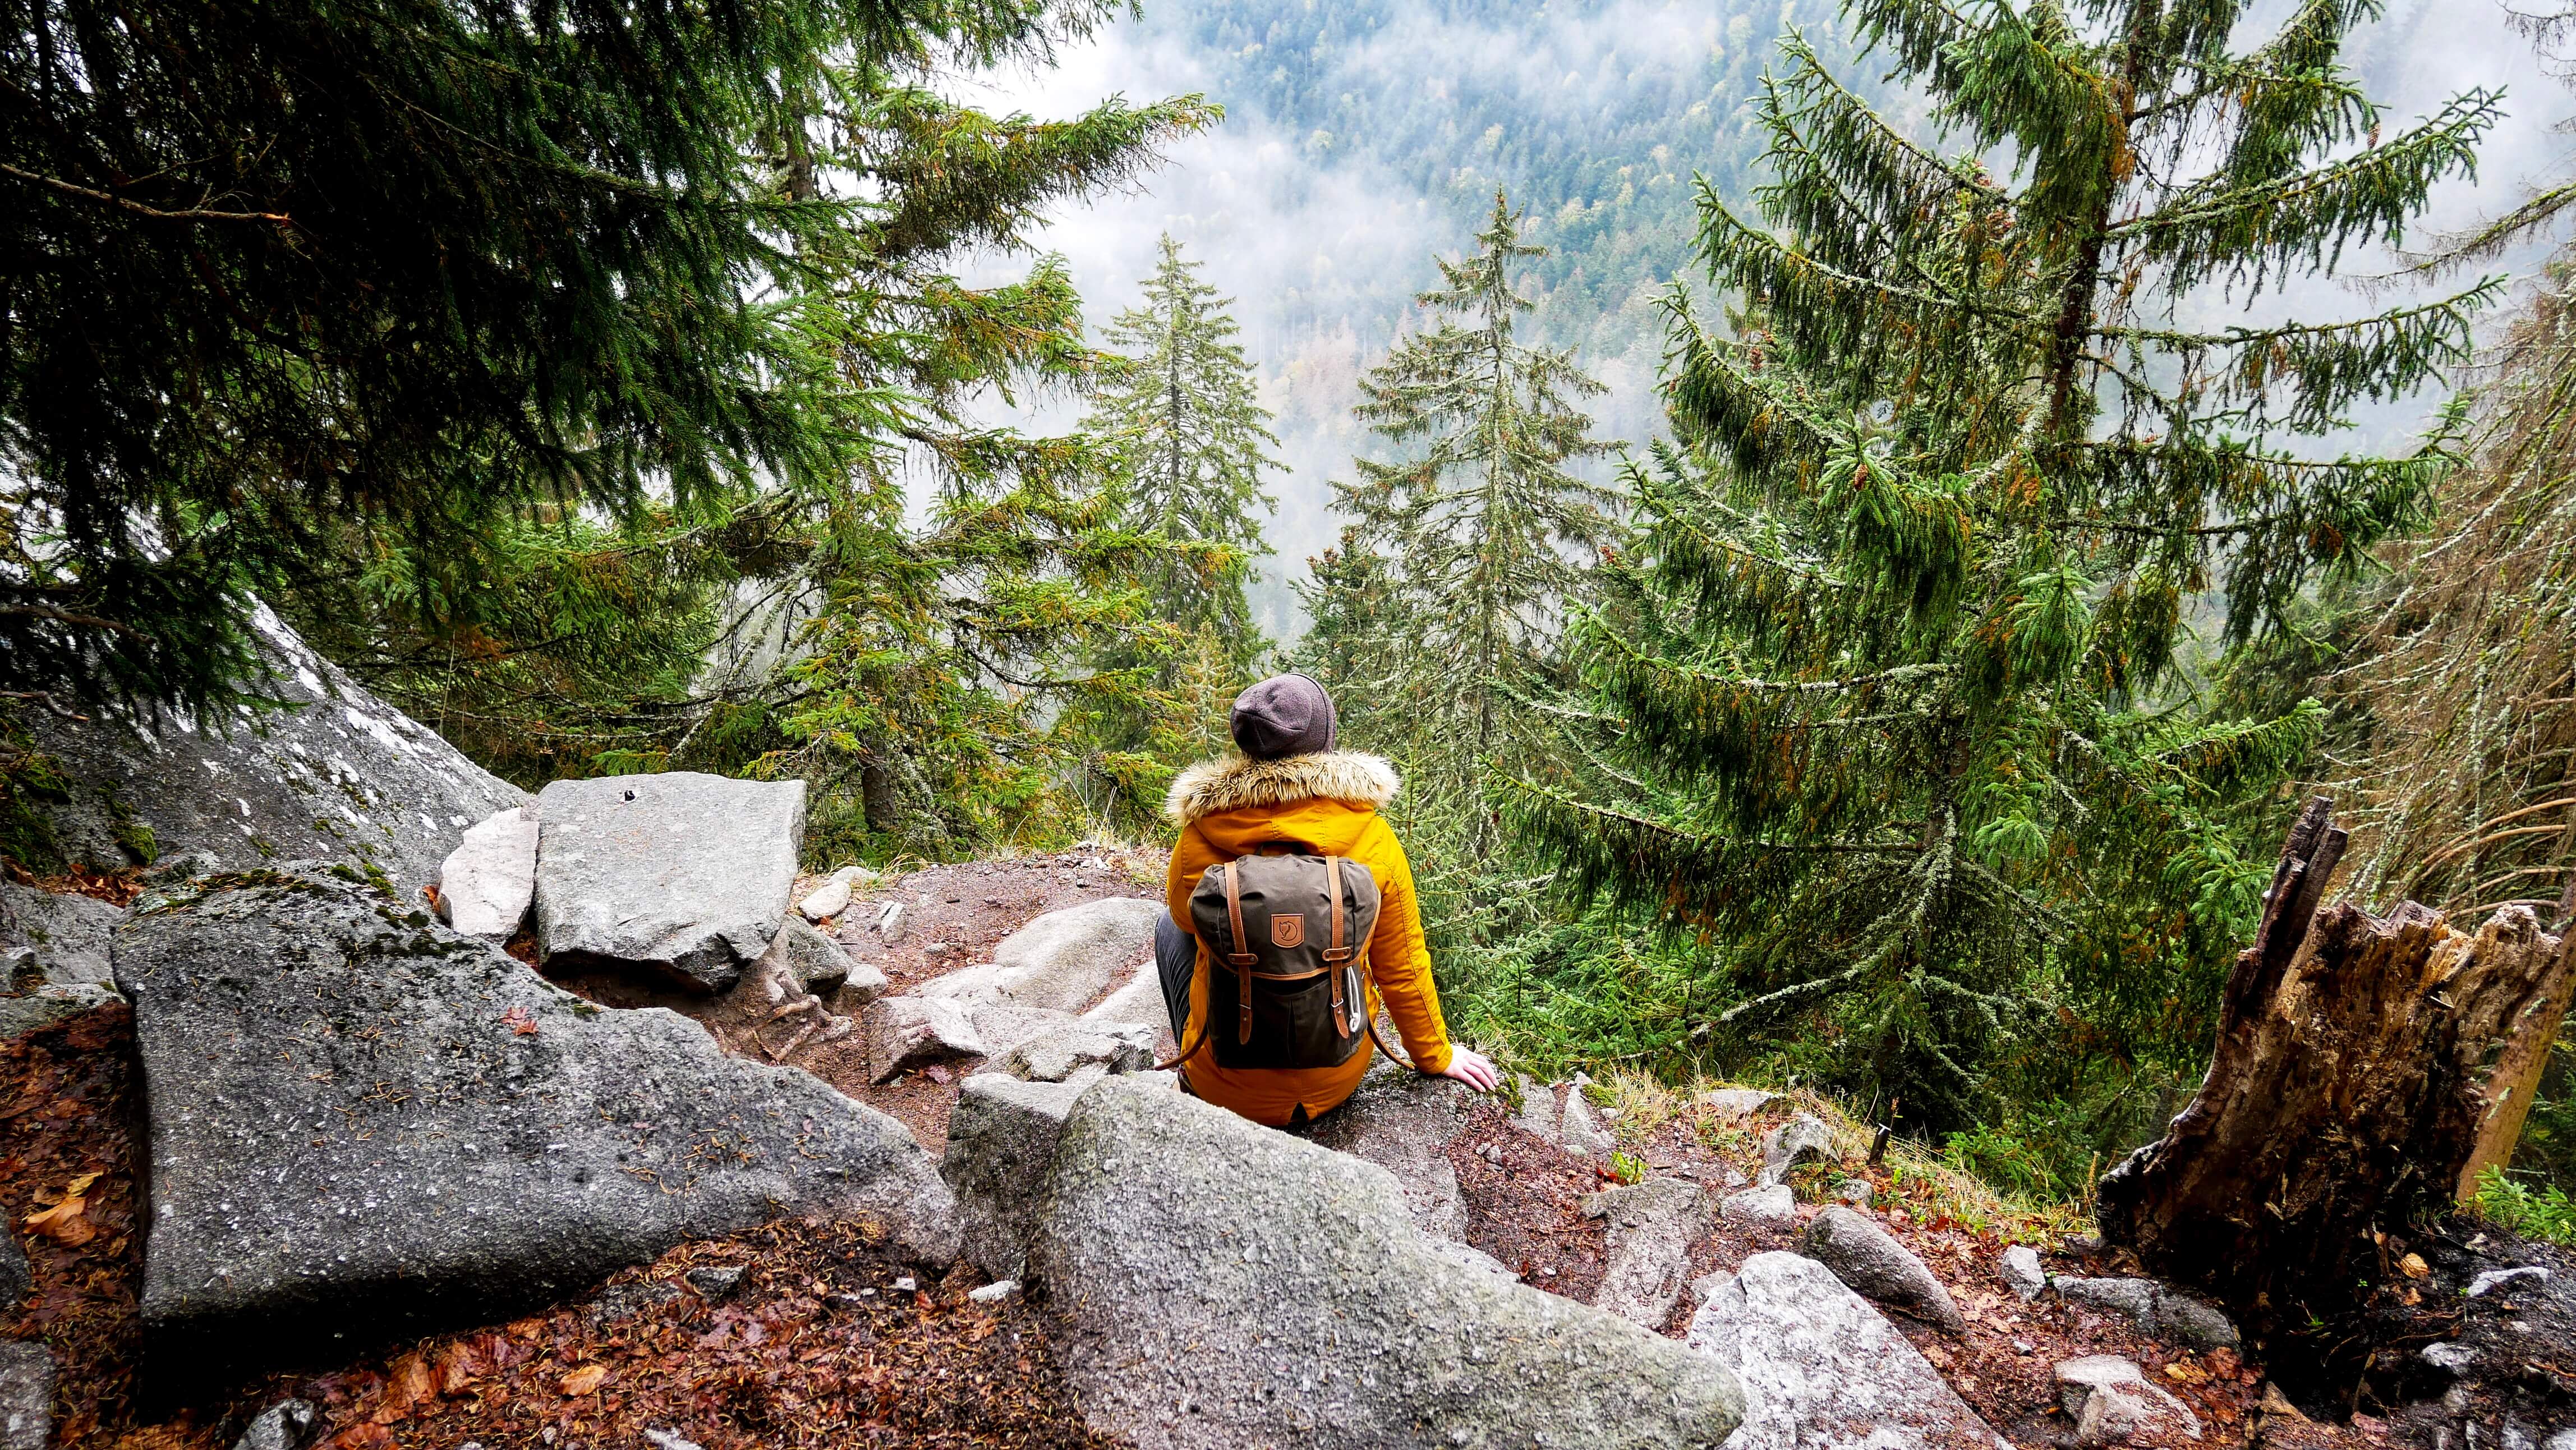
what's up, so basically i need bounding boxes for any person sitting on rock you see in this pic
[1156,672,1501,1125]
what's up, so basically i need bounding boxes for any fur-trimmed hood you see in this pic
[1163,751,1401,825]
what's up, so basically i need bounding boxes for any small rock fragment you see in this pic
[2468,1265,2550,1298]
[968,1279,1019,1304]
[642,1430,705,1450]
[2421,1341,2478,1375]
[799,865,877,923]
[1759,1113,1834,1187]
[1718,1185,1797,1227]
[2055,1275,2241,1348]
[1559,1084,1616,1158]
[228,1398,319,1450]
[1999,1243,2049,1301]
[686,1265,747,1300]
[2055,1354,2201,1446]
[1836,1178,1873,1209]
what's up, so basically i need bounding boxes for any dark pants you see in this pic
[1154,911,1194,1045]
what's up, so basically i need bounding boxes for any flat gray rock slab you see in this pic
[13,602,524,894]
[1687,1251,2005,1450]
[533,772,805,993]
[0,1340,50,1450]
[1077,960,1167,1035]
[1032,1078,1745,1450]
[982,897,1161,1013]
[434,805,538,942]
[1722,1185,1798,1227]
[1299,1057,1477,1241]
[2055,1276,2239,1349]
[2056,1355,2201,1444]
[979,1021,1153,1084]
[865,995,986,1083]
[1801,1205,1965,1332]
[0,982,120,1041]
[1582,1177,1712,1329]
[1,880,123,986]
[115,871,954,1373]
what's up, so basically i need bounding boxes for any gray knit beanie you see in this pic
[1230,673,1338,760]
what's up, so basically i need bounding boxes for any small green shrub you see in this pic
[2473,1165,2576,1246]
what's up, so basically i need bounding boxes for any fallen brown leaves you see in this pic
[1,1006,148,1446]
[4,1005,1126,1450]
[287,1220,1123,1450]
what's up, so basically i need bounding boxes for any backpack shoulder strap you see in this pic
[1224,859,1256,1044]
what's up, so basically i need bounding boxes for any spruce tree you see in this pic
[0,0,1156,718]
[1085,234,1283,656]
[1343,193,1618,846]
[1507,3,2496,1130]
[286,31,1219,859]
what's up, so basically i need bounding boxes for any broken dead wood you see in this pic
[2096,795,2573,1326]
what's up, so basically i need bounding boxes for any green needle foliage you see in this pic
[1506,0,2493,1136]
[1085,233,1284,652]
[1068,235,1284,828]
[1318,194,1619,855]
[3,0,959,713]
[271,10,1221,860]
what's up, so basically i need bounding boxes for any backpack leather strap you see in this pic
[1324,855,1352,1040]
[1224,860,1257,1045]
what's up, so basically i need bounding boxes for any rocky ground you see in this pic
[5,726,2574,1449]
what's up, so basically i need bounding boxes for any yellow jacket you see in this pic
[1163,751,1455,1125]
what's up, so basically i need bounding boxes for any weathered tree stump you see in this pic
[2096,796,2573,1325]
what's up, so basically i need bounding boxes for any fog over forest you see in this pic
[964,0,2576,643]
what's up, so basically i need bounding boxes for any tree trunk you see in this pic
[861,753,898,836]
[2096,796,2573,1328]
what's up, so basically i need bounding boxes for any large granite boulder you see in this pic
[531,772,806,993]
[114,870,954,1374]
[11,602,523,894]
[940,1071,1103,1277]
[1029,1077,1744,1450]
[1297,1056,1476,1240]
[1686,1252,2005,1450]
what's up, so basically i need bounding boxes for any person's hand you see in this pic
[1438,1047,1502,1093]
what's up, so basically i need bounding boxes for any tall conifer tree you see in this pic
[1084,234,1282,659]
[1342,194,1617,848]
[1509,2,2496,1126]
